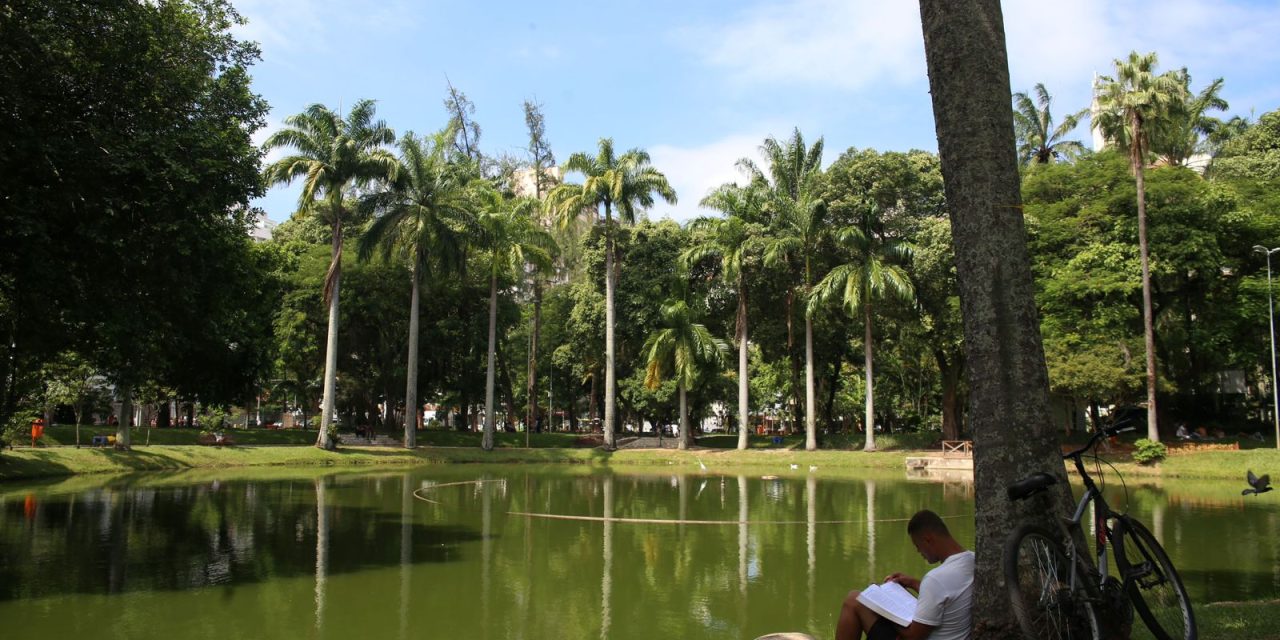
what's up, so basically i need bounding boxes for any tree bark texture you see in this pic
[678,384,689,450]
[527,282,543,438]
[1131,120,1161,442]
[737,279,750,450]
[483,272,498,450]
[317,216,342,450]
[918,1,1078,636]
[863,301,877,452]
[804,313,817,450]
[604,210,618,449]
[404,258,421,448]
[116,383,132,448]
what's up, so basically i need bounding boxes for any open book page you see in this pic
[856,581,917,627]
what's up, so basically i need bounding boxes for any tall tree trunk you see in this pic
[403,257,421,448]
[678,383,689,450]
[938,350,963,440]
[804,312,817,451]
[318,216,343,450]
[919,1,1078,636]
[786,289,802,435]
[864,299,877,451]
[737,278,750,450]
[603,205,617,449]
[527,282,542,438]
[116,383,132,448]
[586,371,596,430]
[1132,120,1161,442]
[483,272,498,450]
[499,344,519,432]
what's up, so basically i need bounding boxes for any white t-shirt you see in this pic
[912,550,975,640]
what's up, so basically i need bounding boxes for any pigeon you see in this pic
[1243,470,1273,496]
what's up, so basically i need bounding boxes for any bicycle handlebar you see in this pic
[1061,419,1135,460]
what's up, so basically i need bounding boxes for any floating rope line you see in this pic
[507,511,971,527]
[412,479,505,505]
[412,478,971,527]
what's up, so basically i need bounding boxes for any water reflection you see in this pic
[0,469,1276,640]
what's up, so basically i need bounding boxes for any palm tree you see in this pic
[740,129,825,451]
[1150,70,1229,168]
[682,183,766,450]
[809,211,915,452]
[475,192,557,451]
[642,300,728,450]
[262,100,397,449]
[1012,83,1088,165]
[1093,51,1187,442]
[546,139,676,449]
[357,127,476,448]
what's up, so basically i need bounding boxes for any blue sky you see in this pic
[236,0,1280,223]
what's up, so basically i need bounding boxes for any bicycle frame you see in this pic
[1049,424,1136,601]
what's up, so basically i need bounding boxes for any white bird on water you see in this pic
[697,457,708,472]
[789,464,799,470]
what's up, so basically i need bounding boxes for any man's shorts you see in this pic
[867,617,906,640]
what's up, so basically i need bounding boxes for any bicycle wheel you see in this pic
[1004,524,1101,640]
[1114,515,1196,640]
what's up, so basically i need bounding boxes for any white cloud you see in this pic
[646,131,779,223]
[680,0,925,91]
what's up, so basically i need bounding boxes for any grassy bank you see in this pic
[7,426,1280,484]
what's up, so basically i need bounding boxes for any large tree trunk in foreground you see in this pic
[116,383,132,448]
[919,1,1078,636]
[678,383,690,450]
[527,282,542,440]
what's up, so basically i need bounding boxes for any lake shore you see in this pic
[3,439,1279,484]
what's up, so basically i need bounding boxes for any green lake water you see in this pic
[0,465,1276,639]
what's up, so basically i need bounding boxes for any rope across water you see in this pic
[412,478,970,526]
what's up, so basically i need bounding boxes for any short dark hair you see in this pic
[907,509,950,537]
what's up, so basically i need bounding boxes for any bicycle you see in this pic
[1003,421,1196,640]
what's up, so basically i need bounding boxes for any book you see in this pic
[856,581,917,627]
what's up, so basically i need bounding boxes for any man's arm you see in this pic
[896,621,936,640]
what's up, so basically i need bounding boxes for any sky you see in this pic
[235,0,1280,224]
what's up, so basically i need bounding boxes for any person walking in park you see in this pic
[836,510,974,640]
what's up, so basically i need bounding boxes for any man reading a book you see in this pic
[835,510,974,640]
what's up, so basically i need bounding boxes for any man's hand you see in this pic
[883,572,920,592]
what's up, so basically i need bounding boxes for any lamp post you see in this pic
[1254,245,1280,449]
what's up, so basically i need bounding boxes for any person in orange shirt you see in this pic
[31,417,45,447]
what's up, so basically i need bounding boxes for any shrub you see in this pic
[1132,438,1167,465]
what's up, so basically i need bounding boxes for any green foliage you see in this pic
[0,0,273,428]
[1132,438,1168,465]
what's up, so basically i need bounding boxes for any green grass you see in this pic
[1193,600,1280,640]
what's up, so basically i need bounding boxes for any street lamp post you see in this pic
[1254,245,1280,449]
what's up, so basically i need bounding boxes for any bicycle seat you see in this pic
[1007,472,1057,501]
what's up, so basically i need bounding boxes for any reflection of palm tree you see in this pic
[684,184,766,450]
[263,100,397,448]
[643,300,729,450]
[810,212,915,452]
[1093,51,1186,442]
[476,194,557,451]
[744,129,825,451]
[547,139,677,449]
[358,128,475,448]
[1012,83,1088,165]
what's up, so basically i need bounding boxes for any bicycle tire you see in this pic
[1114,515,1197,640]
[1004,524,1101,640]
